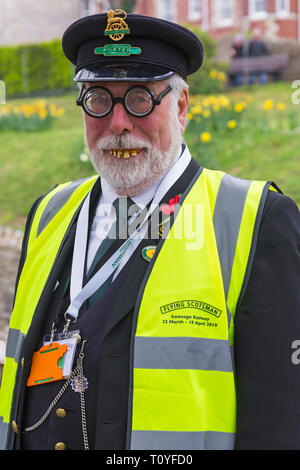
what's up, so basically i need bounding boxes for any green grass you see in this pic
[185,81,300,204]
[0,82,299,229]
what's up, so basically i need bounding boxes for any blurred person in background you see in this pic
[248,28,270,85]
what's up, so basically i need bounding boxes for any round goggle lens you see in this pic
[79,85,171,118]
[85,89,112,116]
[125,88,153,116]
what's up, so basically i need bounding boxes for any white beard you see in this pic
[86,101,183,197]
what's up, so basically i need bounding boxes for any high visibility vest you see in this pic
[0,168,277,450]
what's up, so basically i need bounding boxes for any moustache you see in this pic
[95,134,151,152]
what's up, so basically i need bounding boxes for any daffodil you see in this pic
[276,102,286,111]
[55,107,65,117]
[190,105,202,115]
[217,71,226,82]
[227,120,237,130]
[202,109,211,118]
[38,109,48,119]
[234,102,245,113]
[209,69,218,79]
[201,132,211,143]
[219,95,230,107]
[202,98,211,107]
[263,99,274,111]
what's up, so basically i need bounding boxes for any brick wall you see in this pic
[134,0,299,41]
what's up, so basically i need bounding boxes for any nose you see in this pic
[109,102,134,135]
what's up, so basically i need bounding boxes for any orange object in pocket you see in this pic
[27,342,68,387]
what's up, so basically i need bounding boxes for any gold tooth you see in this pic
[110,149,140,158]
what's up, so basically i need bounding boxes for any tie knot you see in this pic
[113,197,137,221]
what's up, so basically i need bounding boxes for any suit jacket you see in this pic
[12,158,300,450]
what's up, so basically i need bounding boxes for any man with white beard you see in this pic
[1,11,300,452]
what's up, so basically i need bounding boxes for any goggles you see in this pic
[76,84,172,118]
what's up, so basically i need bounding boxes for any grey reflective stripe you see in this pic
[213,174,251,301]
[5,328,25,362]
[0,417,9,450]
[131,430,235,450]
[37,177,91,236]
[134,336,232,372]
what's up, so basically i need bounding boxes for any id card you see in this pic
[43,330,81,379]
[27,330,81,387]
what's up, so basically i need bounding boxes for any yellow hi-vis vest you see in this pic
[0,168,277,450]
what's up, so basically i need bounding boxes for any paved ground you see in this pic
[0,227,22,362]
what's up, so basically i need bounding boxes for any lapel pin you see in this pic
[142,245,156,262]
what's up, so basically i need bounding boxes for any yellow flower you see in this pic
[202,98,211,107]
[263,99,273,111]
[219,95,230,107]
[217,71,226,82]
[187,112,193,121]
[227,119,237,130]
[190,105,202,115]
[202,109,211,118]
[213,103,220,112]
[209,69,218,79]
[189,94,201,105]
[276,102,286,111]
[49,105,65,117]
[201,132,211,143]
[38,109,48,119]
[234,102,245,113]
[56,107,65,117]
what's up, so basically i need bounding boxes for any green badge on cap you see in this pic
[94,44,141,57]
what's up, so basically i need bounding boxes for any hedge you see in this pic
[0,39,75,98]
[0,28,228,99]
[183,24,228,95]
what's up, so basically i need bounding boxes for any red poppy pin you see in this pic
[158,193,182,237]
[161,194,181,215]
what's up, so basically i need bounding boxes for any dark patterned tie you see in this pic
[86,197,135,306]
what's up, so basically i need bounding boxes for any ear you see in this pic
[177,88,189,134]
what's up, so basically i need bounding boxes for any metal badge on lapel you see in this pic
[142,246,156,262]
[105,9,130,41]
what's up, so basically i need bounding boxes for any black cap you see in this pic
[62,10,204,82]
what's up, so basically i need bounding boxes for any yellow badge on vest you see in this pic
[142,245,156,262]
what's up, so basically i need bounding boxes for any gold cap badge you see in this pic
[105,9,130,41]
